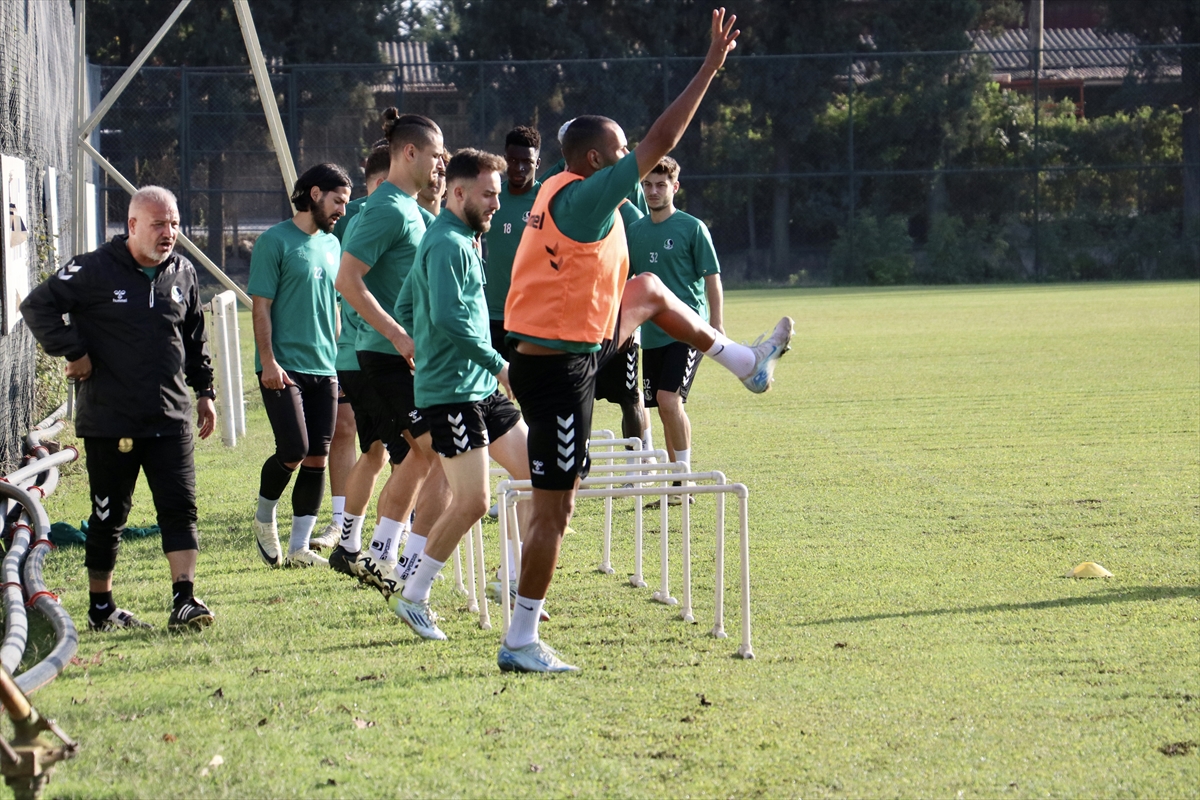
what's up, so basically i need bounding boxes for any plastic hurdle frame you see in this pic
[494,470,755,660]
[208,290,245,447]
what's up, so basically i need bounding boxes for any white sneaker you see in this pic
[309,523,339,552]
[359,554,398,593]
[284,548,329,568]
[389,594,447,640]
[253,518,282,567]
[379,564,405,599]
[741,316,794,393]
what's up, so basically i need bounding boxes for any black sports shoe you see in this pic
[328,544,363,578]
[168,597,215,630]
[88,607,153,632]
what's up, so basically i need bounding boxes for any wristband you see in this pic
[197,387,217,400]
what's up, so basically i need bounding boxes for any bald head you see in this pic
[127,185,180,267]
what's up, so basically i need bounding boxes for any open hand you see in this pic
[704,8,740,73]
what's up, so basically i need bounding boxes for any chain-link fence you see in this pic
[0,1,75,471]
[94,41,1198,293]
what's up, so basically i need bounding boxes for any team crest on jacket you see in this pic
[664,239,675,250]
[171,285,185,304]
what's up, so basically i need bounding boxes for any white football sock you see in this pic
[704,333,756,379]
[496,537,520,581]
[331,496,346,529]
[505,594,544,649]
[289,515,317,554]
[368,517,403,562]
[340,512,364,552]
[397,531,427,581]
[675,447,691,472]
[401,552,445,604]
[255,495,278,524]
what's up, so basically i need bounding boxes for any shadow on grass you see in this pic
[801,585,1200,626]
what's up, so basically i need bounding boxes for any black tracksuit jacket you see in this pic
[20,235,215,438]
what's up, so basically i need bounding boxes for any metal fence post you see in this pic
[179,66,190,238]
[1032,43,1042,279]
[847,54,856,284]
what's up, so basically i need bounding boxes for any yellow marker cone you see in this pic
[1065,561,1113,578]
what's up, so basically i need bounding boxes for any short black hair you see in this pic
[561,115,616,166]
[445,148,506,184]
[290,163,351,212]
[505,125,541,150]
[363,146,391,181]
[380,107,441,152]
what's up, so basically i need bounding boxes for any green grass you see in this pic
[25,282,1200,798]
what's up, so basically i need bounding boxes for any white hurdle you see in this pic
[208,290,245,447]
[495,472,755,660]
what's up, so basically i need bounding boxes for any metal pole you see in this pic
[232,0,297,194]
[73,0,87,258]
[77,0,192,140]
[1032,35,1042,279]
[179,66,190,238]
[847,55,856,283]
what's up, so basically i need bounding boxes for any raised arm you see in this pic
[634,8,739,178]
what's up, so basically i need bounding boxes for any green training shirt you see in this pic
[248,218,340,376]
[627,209,721,349]
[418,205,437,227]
[543,157,648,215]
[334,214,365,372]
[395,211,503,407]
[482,179,541,321]
[333,195,367,242]
[341,180,426,355]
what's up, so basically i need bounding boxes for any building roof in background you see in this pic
[972,27,1182,84]
[377,41,456,93]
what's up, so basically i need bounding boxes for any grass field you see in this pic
[22,282,1200,798]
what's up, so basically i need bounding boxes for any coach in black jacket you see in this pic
[21,185,217,632]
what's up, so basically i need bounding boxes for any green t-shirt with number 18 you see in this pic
[626,209,720,350]
[483,180,540,321]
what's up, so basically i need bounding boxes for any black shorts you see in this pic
[337,368,409,464]
[356,350,430,457]
[642,342,702,407]
[423,391,522,459]
[259,371,338,463]
[83,435,199,572]
[488,318,512,361]
[509,333,624,491]
[593,338,640,406]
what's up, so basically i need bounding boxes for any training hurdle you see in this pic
[208,290,245,447]
[494,470,755,660]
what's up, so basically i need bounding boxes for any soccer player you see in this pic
[326,147,402,577]
[21,186,217,630]
[335,110,452,591]
[483,125,541,359]
[501,8,793,672]
[315,146,395,554]
[416,162,446,220]
[628,156,723,503]
[388,149,534,639]
[250,163,352,569]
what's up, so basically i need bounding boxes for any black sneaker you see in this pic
[88,607,153,632]
[168,597,215,630]
[328,545,363,578]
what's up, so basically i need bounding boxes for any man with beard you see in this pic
[335,111,452,592]
[21,186,217,631]
[388,149,533,639]
[249,163,352,568]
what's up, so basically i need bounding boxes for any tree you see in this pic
[1101,0,1199,236]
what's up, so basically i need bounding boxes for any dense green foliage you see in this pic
[25,284,1200,797]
